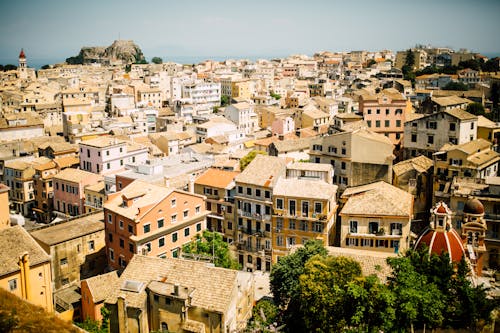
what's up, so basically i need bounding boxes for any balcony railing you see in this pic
[237,226,270,237]
[237,210,271,221]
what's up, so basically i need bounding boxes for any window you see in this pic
[108,233,113,242]
[427,135,434,144]
[109,249,114,262]
[314,222,323,232]
[171,199,176,207]
[396,133,401,139]
[276,218,283,231]
[289,200,296,215]
[8,279,17,291]
[276,198,283,209]
[367,120,371,127]
[314,202,322,214]
[375,120,380,128]
[390,223,403,235]
[426,121,437,129]
[108,214,112,224]
[367,109,372,114]
[276,235,283,247]
[184,228,190,237]
[183,210,188,218]
[119,220,124,229]
[60,258,68,265]
[368,222,379,234]
[172,233,178,242]
[376,109,380,114]
[196,223,202,232]
[159,237,165,247]
[302,201,309,217]
[341,162,346,170]
[171,214,177,223]
[129,243,134,253]
[107,163,110,169]
[349,220,358,233]
[195,205,200,214]
[265,191,270,198]
[145,243,151,252]
[449,123,456,131]
[341,148,346,155]
[396,120,401,127]
[411,133,417,142]
[300,221,308,231]
[471,122,474,130]
[246,187,252,195]
[238,186,243,194]
[385,120,390,127]
[143,224,150,233]
[289,219,296,230]
[119,238,124,248]
[128,224,133,233]
[256,189,261,197]
[88,240,95,251]
[157,218,164,228]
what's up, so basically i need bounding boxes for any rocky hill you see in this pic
[66,40,145,65]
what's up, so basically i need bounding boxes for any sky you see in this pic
[1,0,499,65]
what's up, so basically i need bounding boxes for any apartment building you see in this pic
[403,108,477,158]
[234,155,286,272]
[30,212,106,291]
[340,181,413,254]
[53,168,103,217]
[309,128,394,191]
[224,102,259,135]
[3,157,51,216]
[272,178,338,262]
[433,139,499,204]
[0,226,53,313]
[103,180,209,271]
[32,160,58,223]
[448,177,500,270]
[359,89,410,145]
[105,255,254,333]
[84,181,105,213]
[194,168,239,243]
[0,184,9,229]
[79,137,148,175]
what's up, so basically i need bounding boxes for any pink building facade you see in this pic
[79,137,148,175]
[53,168,102,217]
[360,90,410,146]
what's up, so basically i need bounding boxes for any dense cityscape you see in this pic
[1,1,500,332]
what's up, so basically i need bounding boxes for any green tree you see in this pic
[248,299,278,330]
[443,81,469,91]
[220,95,229,106]
[3,64,17,71]
[270,92,281,100]
[76,318,108,333]
[466,102,486,116]
[345,275,396,332]
[182,230,240,269]
[151,56,163,64]
[366,59,377,68]
[269,240,327,332]
[298,255,363,332]
[239,150,267,171]
[405,49,415,69]
[387,253,446,331]
[40,64,50,70]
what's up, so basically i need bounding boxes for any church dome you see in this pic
[463,198,484,215]
[414,227,465,263]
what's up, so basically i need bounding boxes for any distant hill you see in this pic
[66,40,145,65]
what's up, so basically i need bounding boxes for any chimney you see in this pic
[117,296,128,333]
[18,252,30,301]
[188,175,195,193]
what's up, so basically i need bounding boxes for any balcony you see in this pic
[237,210,271,221]
[236,242,272,255]
[237,226,270,237]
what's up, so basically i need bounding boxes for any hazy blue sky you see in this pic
[1,0,499,64]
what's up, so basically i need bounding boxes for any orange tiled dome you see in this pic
[414,227,465,262]
[463,198,484,215]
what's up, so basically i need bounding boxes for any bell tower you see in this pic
[18,49,27,80]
